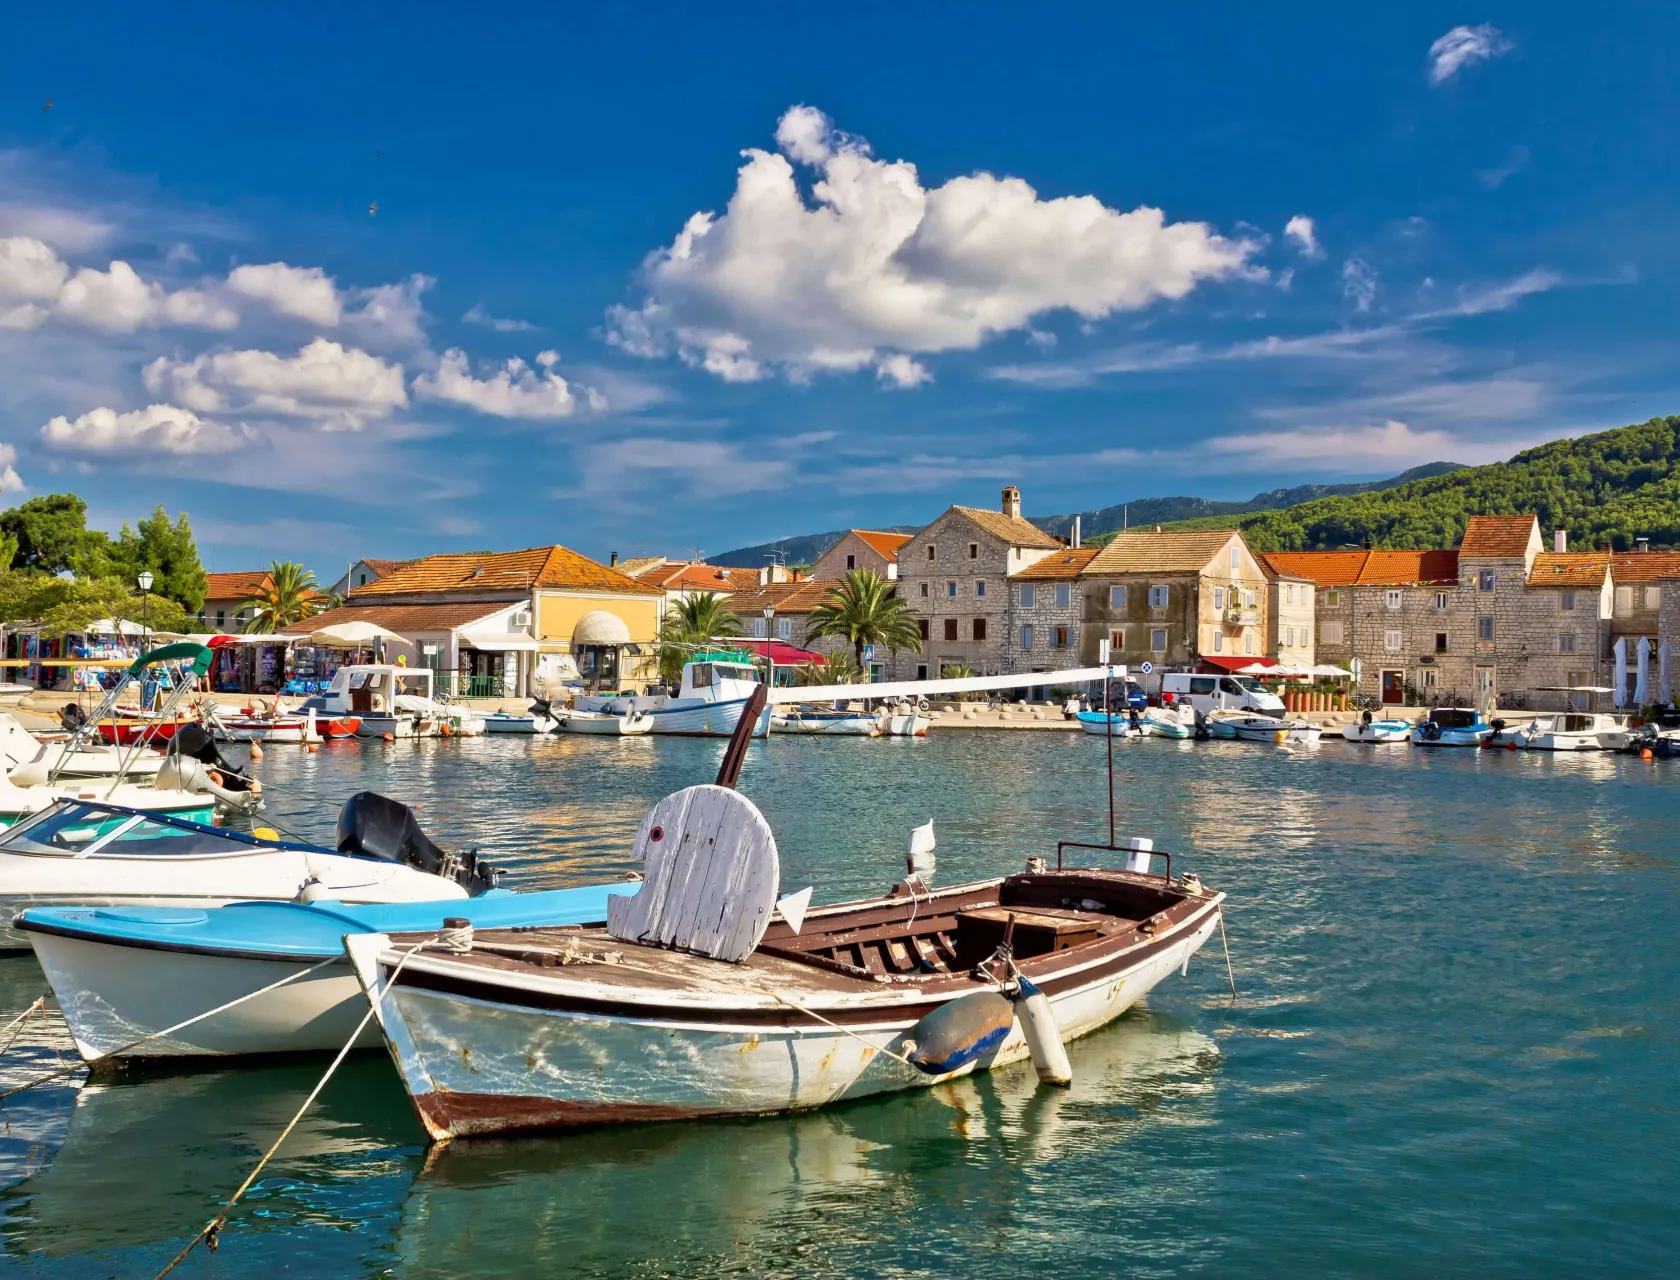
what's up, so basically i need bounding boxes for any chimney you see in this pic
[1001,486,1021,520]
[1636,536,1651,553]
[1553,528,1567,554]
[1071,515,1082,549]
[610,552,618,567]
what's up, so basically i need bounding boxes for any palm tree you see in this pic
[796,647,863,687]
[807,570,922,670]
[241,561,322,634]
[655,590,744,684]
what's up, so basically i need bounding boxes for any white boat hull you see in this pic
[558,711,652,736]
[1139,709,1195,739]
[1340,720,1413,743]
[28,931,373,1057]
[771,713,879,736]
[1077,714,1140,737]
[639,697,770,738]
[1410,728,1492,747]
[211,719,307,743]
[881,712,930,737]
[357,908,1222,1141]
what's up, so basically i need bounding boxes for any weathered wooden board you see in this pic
[606,784,779,963]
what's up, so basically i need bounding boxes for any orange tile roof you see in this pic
[278,601,507,635]
[203,570,273,602]
[1262,550,1459,586]
[349,545,662,598]
[358,558,411,578]
[852,530,914,559]
[1011,548,1101,580]
[1084,529,1240,574]
[645,562,746,592]
[1528,552,1611,587]
[1459,515,1539,558]
[615,556,673,579]
[950,505,1063,549]
[727,580,834,616]
[1610,551,1680,582]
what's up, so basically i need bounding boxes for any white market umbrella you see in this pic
[1309,664,1355,679]
[1660,641,1673,704]
[1635,637,1652,706]
[306,621,409,649]
[1612,637,1629,707]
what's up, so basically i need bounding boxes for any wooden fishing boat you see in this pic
[556,709,653,736]
[95,713,192,746]
[771,708,881,736]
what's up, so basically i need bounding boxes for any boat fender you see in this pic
[295,876,328,903]
[1011,975,1072,1086]
[904,990,1015,1075]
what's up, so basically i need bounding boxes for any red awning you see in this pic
[733,639,826,665]
[1196,655,1280,674]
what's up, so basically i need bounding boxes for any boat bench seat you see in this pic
[953,905,1105,967]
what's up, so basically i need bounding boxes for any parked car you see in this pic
[1161,672,1285,716]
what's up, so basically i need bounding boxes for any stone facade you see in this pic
[1266,575,1317,670]
[810,531,911,582]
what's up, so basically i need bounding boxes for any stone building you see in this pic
[1607,549,1680,700]
[893,487,1062,678]
[1002,547,1099,676]
[810,531,912,581]
[1262,564,1317,670]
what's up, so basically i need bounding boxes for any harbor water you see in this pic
[0,732,1675,1276]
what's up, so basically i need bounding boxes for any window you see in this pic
[754,618,767,638]
[214,609,226,628]
[1019,584,1036,607]
[1212,631,1224,653]
[916,664,928,680]
[976,580,986,599]
[1282,625,1293,647]
[1322,620,1344,644]
[1384,629,1402,651]
[1109,585,1126,608]
[939,618,957,642]
[918,619,930,641]
[1560,590,1576,612]
[1056,584,1071,608]
[1435,591,1449,610]
[777,619,791,640]
[1559,632,1576,654]
[1244,590,1256,608]
[1244,632,1256,655]
[1325,589,1341,607]
[1435,632,1448,652]
[1020,625,1034,650]
[1284,584,1294,605]
[1229,546,1240,570]
[973,618,987,641]
[946,581,958,598]
[1479,571,1496,592]
[1615,586,1633,613]
[1421,669,1438,688]
[1150,628,1168,651]
[1148,585,1169,607]
[1053,625,1070,649]
[845,554,856,570]
[927,545,937,561]
[1213,586,1225,609]
[1110,628,1125,649]
[919,581,929,598]
[1478,616,1494,641]
[1647,587,1662,610]
[969,542,979,560]
[1385,590,1403,611]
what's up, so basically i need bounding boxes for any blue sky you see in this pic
[1,3,1676,574]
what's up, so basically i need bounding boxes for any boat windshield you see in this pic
[1431,709,1480,729]
[0,803,264,859]
[716,664,761,684]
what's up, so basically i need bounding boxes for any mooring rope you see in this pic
[149,939,432,1280]
[769,992,917,1068]
[0,998,46,1057]
[1218,909,1238,1000]
[0,956,339,1102]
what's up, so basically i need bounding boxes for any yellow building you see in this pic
[285,545,664,696]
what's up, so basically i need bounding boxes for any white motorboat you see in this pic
[556,708,653,736]
[311,665,486,738]
[1075,710,1141,737]
[771,708,880,736]
[1513,712,1624,752]
[1410,707,1497,747]
[1138,706,1197,739]
[0,792,497,951]
[0,712,165,780]
[483,702,560,734]
[1340,712,1413,743]
[578,655,770,738]
[1207,710,1321,744]
[202,704,310,743]
[880,704,931,737]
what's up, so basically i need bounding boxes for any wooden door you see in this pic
[1381,670,1404,704]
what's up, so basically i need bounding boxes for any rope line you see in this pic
[0,998,45,1057]
[0,956,338,1102]
[149,939,431,1280]
[768,992,917,1068]
[1218,909,1238,1001]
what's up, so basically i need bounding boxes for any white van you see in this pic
[1161,672,1286,716]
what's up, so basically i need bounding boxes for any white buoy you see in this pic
[1125,835,1154,875]
[1013,975,1072,1086]
[908,820,936,877]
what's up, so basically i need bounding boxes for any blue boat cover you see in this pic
[18,882,636,960]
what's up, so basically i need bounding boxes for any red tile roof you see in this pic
[853,530,913,559]
[1011,548,1101,580]
[349,545,661,598]
[203,570,273,602]
[644,562,751,592]
[726,580,834,616]
[358,558,411,578]
[1609,551,1680,582]
[1262,550,1459,586]
[1528,552,1610,587]
[278,601,508,635]
[1458,515,1539,558]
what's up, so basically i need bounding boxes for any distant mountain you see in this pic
[707,462,1466,565]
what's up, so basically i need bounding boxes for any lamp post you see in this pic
[137,570,154,649]
[761,604,776,688]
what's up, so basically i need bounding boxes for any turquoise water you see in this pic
[0,732,1676,1276]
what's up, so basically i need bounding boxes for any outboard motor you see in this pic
[170,723,253,793]
[1193,709,1211,741]
[59,703,88,734]
[336,791,497,892]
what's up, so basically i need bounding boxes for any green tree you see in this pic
[241,561,322,634]
[0,494,97,574]
[102,505,208,613]
[655,591,743,683]
[807,570,922,669]
[796,647,863,686]
[13,575,190,638]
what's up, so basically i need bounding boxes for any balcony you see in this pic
[1223,609,1258,627]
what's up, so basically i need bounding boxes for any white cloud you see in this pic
[876,353,931,388]
[1201,420,1496,472]
[1341,257,1377,312]
[1283,215,1320,257]
[1427,24,1512,85]
[226,262,342,326]
[0,203,115,253]
[343,274,431,348]
[0,236,69,302]
[143,338,408,430]
[463,303,536,333]
[40,403,247,455]
[609,106,1257,387]
[570,438,790,497]
[412,348,593,419]
[1477,145,1531,190]
[0,443,24,494]
[1432,268,1561,317]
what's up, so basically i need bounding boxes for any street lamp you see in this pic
[762,604,776,689]
[137,571,154,648]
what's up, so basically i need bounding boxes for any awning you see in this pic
[573,610,632,647]
[732,639,827,665]
[1198,655,1282,674]
[460,630,539,652]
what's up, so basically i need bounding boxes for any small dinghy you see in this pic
[1410,707,1497,747]
[0,790,498,951]
[1207,710,1322,744]
[1340,711,1413,743]
[21,879,631,1060]
[556,708,652,736]
[1138,706,1197,739]
[1075,710,1141,737]
[347,683,1227,1143]
[484,701,561,734]
[880,700,931,737]
[771,708,881,736]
